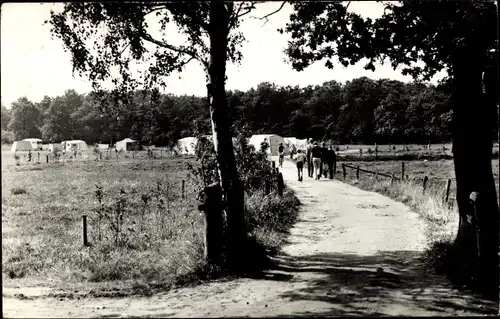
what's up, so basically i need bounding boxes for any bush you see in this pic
[187,128,300,265]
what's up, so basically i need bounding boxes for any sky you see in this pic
[1,2,447,108]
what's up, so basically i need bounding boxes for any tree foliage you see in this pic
[4,77,453,145]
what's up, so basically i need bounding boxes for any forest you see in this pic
[2,76,469,147]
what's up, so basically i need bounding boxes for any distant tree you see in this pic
[8,97,41,140]
[283,0,498,294]
[1,104,11,130]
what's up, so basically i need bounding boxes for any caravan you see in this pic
[11,140,33,152]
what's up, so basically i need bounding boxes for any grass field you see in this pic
[1,149,299,297]
[341,159,500,200]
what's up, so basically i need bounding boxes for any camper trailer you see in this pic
[11,140,33,152]
[22,138,43,150]
[62,140,88,152]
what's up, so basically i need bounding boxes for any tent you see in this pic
[11,140,33,152]
[62,140,88,152]
[175,137,198,155]
[22,138,43,150]
[284,137,308,151]
[116,138,139,151]
[48,143,62,152]
[249,134,288,156]
[97,143,110,150]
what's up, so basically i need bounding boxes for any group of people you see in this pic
[293,139,337,182]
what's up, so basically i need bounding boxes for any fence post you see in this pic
[401,162,405,180]
[391,174,395,186]
[277,173,285,196]
[82,215,89,247]
[275,167,279,174]
[356,166,360,180]
[272,161,276,169]
[422,176,429,194]
[46,154,49,163]
[198,183,224,266]
[342,164,346,180]
[265,179,270,195]
[100,152,102,160]
[182,180,186,199]
[445,179,452,203]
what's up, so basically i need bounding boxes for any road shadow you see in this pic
[264,250,498,317]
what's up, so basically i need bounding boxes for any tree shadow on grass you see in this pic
[264,250,498,317]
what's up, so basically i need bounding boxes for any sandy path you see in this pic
[3,158,496,317]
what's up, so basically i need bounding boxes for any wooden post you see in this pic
[99,152,102,160]
[275,167,279,174]
[46,154,49,163]
[401,162,405,180]
[277,173,285,196]
[391,174,395,186]
[198,183,224,266]
[356,166,360,180]
[265,179,270,195]
[445,179,452,203]
[422,176,429,194]
[182,180,186,199]
[342,164,346,180]
[133,150,135,159]
[82,215,89,246]
[272,161,276,169]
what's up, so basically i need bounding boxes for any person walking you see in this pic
[295,149,307,182]
[278,142,285,168]
[311,142,322,180]
[326,144,337,179]
[306,139,313,178]
[320,142,328,178]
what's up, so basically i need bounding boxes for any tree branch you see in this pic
[251,1,286,26]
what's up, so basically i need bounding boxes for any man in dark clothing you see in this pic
[311,142,323,180]
[326,145,337,179]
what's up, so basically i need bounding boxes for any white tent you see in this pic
[116,138,138,151]
[284,137,308,151]
[22,138,43,150]
[62,140,88,152]
[48,143,62,152]
[11,140,33,152]
[175,137,198,155]
[249,134,288,156]
[97,143,109,150]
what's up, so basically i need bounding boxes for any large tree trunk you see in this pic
[207,1,247,270]
[452,41,499,295]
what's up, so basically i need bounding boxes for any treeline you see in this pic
[1,76,469,146]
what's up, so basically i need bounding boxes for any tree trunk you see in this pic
[452,42,499,295]
[207,1,246,270]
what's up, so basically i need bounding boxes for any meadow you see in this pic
[1,149,299,297]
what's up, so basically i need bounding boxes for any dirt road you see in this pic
[3,158,496,317]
